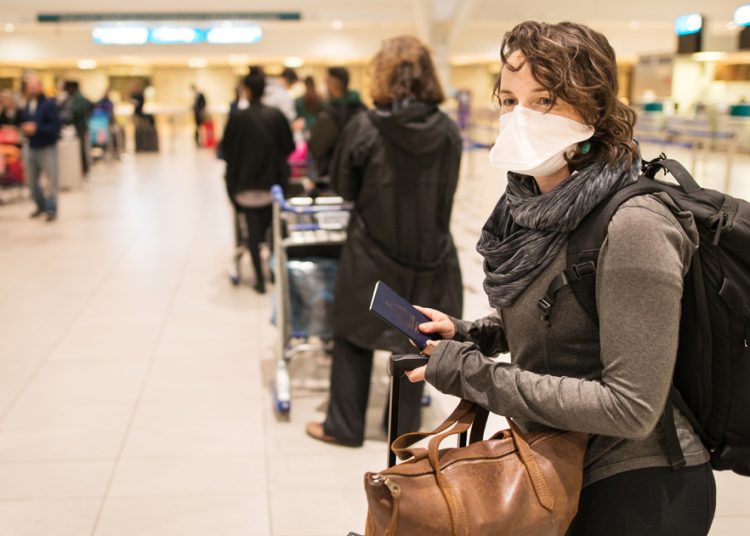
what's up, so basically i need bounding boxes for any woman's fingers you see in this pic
[406,365,427,383]
[418,321,442,334]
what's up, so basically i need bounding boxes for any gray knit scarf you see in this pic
[476,158,641,308]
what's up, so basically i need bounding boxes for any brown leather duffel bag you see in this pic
[364,400,588,536]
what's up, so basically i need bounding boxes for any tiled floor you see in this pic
[0,139,748,535]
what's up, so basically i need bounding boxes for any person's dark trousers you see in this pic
[566,463,716,536]
[240,205,273,292]
[194,114,203,147]
[324,335,423,445]
[77,131,89,176]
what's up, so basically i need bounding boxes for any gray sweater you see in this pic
[425,194,709,486]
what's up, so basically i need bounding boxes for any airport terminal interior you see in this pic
[2,1,750,535]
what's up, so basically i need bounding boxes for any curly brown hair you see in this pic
[370,35,444,106]
[495,21,639,169]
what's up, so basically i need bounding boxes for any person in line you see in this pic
[130,81,145,119]
[20,74,61,222]
[306,36,463,447]
[220,72,294,294]
[63,81,93,178]
[0,89,21,127]
[191,84,207,148]
[308,67,365,181]
[94,88,115,123]
[407,21,715,535]
[94,88,120,159]
[294,76,322,132]
[262,67,298,123]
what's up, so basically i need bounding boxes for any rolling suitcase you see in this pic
[343,355,469,536]
[135,118,159,153]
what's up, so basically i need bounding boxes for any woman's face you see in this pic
[498,51,584,124]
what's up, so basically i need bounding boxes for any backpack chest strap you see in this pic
[537,261,597,326]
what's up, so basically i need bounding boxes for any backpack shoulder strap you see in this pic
[537,178,662,326]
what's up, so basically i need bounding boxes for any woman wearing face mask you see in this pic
[406,21,715,535]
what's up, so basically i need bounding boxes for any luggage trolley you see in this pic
[271,184,352,413]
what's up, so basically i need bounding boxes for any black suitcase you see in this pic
[135,122,159,153]
[346,355,469,536]
[386,354,467,468]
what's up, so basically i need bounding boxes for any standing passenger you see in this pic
[406,21,715,536]
[191,84,207,148]
[220,72,295,294]
[306,36,463,446]
[294,76,322,132]
[20,74,61,222]
[308,67,365,181]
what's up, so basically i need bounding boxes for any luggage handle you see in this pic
[388,354,429,377]
[425,412,556,514]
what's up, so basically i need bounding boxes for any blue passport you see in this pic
[368,281,440,350]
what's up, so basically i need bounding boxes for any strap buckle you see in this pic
[537,297,553,326]
[571,261,596,280]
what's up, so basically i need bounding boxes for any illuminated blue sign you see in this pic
[736,5,750,26]
[674,13,703,36]
[92,25,263,45]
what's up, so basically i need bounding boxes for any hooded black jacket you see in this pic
[330,102,463,352]
[221,102,294,203]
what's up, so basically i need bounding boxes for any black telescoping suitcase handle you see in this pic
[388,354,429,377]
[387,354,468,467]
[388,354,428,467]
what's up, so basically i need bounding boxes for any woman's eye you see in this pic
[538,97,552,107]
[501,98,517,107]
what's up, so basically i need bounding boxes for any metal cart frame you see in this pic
[270,184,352,413]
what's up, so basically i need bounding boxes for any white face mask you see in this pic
[488,105,594,177]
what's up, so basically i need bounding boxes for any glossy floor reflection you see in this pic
[0,141,748,535]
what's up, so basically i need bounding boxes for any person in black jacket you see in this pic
[221,72,294,294]
[191,84,207,147]
[306,36,464,446]
[20,74,61,222]
[307,67,365,182]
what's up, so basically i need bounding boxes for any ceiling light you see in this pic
[331,19,343,31]
[229,54,249,66]
[206,26,262,44]
[188,57,208,69]
[150,26,200,44]
[78,59,97,70]
[675,13,703,36]
[4,23,14,33]
[735,5,750,26]
[283,57,304,68]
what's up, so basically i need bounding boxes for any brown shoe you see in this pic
[305,422,362,447]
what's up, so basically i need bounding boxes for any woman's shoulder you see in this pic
[605,193,699,268]
[610,193,695,236]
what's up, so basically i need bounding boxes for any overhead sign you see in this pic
[39,12,300,23]
[92,26,263,45]
[674,13,703,36]
[735,5,750,26]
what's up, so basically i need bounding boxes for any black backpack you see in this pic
[538,155,750,476]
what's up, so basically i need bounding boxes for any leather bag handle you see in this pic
[390,400,476,461]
